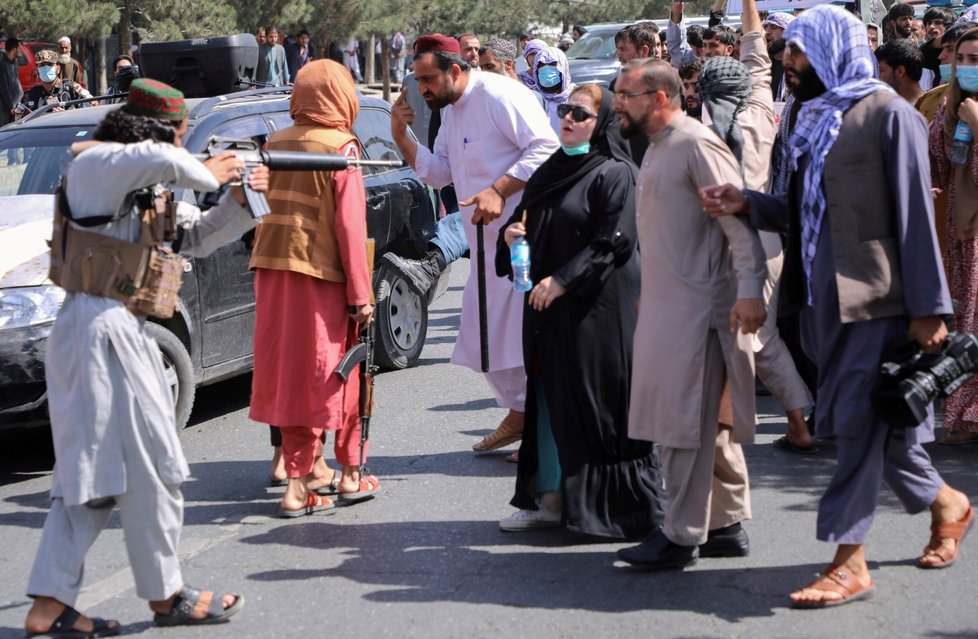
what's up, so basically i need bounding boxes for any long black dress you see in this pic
[495,90,665,540]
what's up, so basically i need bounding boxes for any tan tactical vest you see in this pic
[49,187,186,318]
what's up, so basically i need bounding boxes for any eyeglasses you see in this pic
[556,104,597,122]
[613,89,655,101]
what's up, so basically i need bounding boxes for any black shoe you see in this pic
[617,530,698,570]
[381,251,444,296]
[698,522,750,558]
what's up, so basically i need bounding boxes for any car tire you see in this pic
[146,322,196,430]
[374,261,428,370]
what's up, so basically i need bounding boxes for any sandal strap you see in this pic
[50,605,81,632]
[172,585,202,618]
[207,592,226,618]
[814,568,857,598]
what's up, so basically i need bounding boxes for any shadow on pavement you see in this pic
[237,519,818,620]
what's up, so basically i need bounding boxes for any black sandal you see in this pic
[153,585,243,627]
[25,604,120,638]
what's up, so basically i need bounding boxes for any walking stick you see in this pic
[477,221,489,372]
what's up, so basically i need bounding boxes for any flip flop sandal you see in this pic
[337,475,382,505]
[277,492,335,518]
[26,604,120,638]
[790,567,875,609]
[153,585,243,626]
[472,416,523,452]
[773,435,819,456]
[312,474,342,497]
[918,505,974,569]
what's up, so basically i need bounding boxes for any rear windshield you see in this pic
[565,28,623,60]
[0,126,95,197]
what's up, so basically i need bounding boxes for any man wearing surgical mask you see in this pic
[24,49,94,115]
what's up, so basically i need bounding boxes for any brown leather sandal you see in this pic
[918,505,974,569]
[790,567,876,609]
[472,412,524,452]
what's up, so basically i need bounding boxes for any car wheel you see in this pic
[146,322,196,430]
[374,261,428,370]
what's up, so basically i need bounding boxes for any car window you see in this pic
[203,116,270,150]
[566,28,622,60]
[353,108,404,175]
[0,126,94,197]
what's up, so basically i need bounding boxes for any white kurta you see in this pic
[50,140,255,506]
[414,72,559,372]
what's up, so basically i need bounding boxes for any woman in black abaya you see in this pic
[495,84,664,540]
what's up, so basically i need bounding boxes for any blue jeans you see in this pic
[429,205,469,264]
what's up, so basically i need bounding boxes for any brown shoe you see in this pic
[473,410,524,452]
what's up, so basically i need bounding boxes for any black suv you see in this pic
[0,89,447,430]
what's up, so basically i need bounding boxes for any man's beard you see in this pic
[618,111,648,138]
[788,64,827,102]
[895,23,912,38]
[423,85,456,110]
[768,39,786,58]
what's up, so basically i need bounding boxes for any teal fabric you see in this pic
[534,381,562,494]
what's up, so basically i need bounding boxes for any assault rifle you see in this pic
[334,315,377,475]
[197,137,405,218]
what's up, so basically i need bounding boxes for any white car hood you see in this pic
[0,194,55,288]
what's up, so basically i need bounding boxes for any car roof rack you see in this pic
[187,84,293,119]
[14,92,127,125]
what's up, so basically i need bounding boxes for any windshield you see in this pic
[565,27,624,61]
[0,126,95,197]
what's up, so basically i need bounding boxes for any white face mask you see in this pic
[38,65,57,83]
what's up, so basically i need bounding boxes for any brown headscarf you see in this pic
[290,59,358,131]
[942,27,978,240]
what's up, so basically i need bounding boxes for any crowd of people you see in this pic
[13,0,978,634]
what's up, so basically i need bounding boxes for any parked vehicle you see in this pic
[0,88,447,430]
[565,16,734,86]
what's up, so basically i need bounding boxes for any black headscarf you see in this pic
[516,85,635,214]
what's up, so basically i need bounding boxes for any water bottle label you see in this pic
[512,242,530,262]
[954,121,973,143]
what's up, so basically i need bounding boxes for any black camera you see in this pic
[873,332,978,429]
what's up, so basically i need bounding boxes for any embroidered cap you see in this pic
[123,78,188,121]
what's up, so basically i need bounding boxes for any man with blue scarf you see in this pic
[700,5,973,608]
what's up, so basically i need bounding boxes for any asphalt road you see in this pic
[1,260,977,639]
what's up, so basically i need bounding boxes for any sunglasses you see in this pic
[556,104,597,122]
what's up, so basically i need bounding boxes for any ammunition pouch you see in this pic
[49,186,186,319]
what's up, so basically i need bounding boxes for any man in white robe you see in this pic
[390,34,558,449]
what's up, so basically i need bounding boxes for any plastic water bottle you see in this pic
[950,122,973,165]
[511,237,532,293]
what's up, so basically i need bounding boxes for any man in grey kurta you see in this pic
[699,5,972,608]
[613,59,767,570]
[24,82,255,635]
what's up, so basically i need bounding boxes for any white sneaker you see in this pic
[499,506,561,532]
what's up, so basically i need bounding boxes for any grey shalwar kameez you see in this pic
[745,94,952,544]
[28,140,257,603]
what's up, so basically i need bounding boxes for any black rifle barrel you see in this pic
[261,150,403,171]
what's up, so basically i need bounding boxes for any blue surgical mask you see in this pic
[38,65,57,83]
[957,66,978,93]
[537,66,561,88]
[561,141,590,156]
[940,63,953,81]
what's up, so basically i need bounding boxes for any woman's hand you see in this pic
[959,97,978,132]
[204,150,245,185]
[504,222,526,247]
[350,303,374,325]
[528,276,566,311]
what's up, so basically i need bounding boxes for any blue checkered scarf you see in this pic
[784,5,894,303]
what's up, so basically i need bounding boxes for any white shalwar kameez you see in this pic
[413,71,558,410]
[28,140,257,604]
